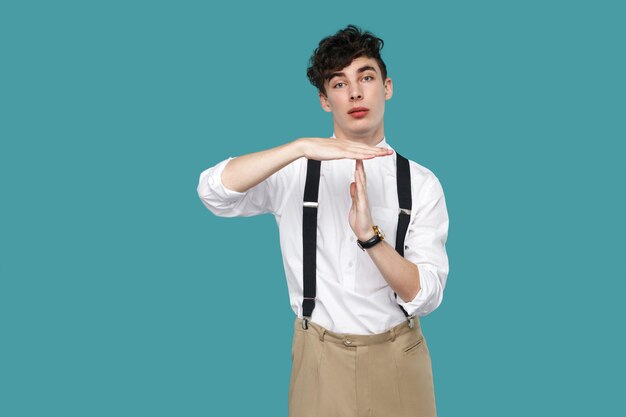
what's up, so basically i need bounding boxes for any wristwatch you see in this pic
[357,226,385,250]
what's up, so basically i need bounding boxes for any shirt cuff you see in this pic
[397,264,443,317]
[200,157,246,201]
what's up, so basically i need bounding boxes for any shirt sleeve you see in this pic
[197,157,280,217]
[397,175,450,317]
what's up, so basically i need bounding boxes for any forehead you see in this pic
[331,56,381,77]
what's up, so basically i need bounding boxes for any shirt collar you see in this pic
[329,133,390,149]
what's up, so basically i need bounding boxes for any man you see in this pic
[197,25,449,417]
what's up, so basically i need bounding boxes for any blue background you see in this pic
[1,1,624,416]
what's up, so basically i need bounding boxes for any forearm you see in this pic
[221,140,304,192]
[222,137,392,192]
[349,159,420,302]
[365,240,421,303]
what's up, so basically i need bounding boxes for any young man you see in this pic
[197,25,449,417]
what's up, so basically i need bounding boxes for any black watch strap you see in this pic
[357,233,383,250]
[357,226,385,250]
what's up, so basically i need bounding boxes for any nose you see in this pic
[349,84,363,101]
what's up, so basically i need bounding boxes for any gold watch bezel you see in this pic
[373,225,385,240]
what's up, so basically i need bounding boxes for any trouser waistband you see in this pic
[294,317,421,347]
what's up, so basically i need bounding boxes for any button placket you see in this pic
[342,230,358,289]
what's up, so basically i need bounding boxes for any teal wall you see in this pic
[1,1,624,416]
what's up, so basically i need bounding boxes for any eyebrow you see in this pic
[326,65,378,81]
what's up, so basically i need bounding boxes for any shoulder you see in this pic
[391,153,446,208]
[264,156,310,204]
[395,152,442,191]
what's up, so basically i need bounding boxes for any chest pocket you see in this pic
[371,206,398,246]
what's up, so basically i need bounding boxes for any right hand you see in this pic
[295,137,394,161]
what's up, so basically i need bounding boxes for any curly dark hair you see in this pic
[307,25,387,96]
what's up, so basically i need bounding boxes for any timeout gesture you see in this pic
[221,137,392,193]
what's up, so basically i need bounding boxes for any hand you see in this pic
[296,137,393,161]
[349,160,376,241]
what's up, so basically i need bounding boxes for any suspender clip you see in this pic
[408,315,415,329]
[303,202,319,208]
[302,297,316,330]
[399,208,411,216]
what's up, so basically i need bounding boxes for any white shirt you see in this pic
[197,138,449,335]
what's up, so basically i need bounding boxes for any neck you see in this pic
[333,124,386,146]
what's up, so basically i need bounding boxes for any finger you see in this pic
[331,140,393,160]
[354,161,362,188]
[347,150,392,160]
[336,139,385,151]
[355,159,364,173]
[373,147,394,156]
[359,159,366,183]
[351,153,378,160]
[357,166,371,211]
[356,166,367,203]
[357,160,366,187]
[351,145,392,156]
[357,145,393,155]
[350,181,357,200]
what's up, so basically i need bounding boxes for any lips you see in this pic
[348,107,369,118]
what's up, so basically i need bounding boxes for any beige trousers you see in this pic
[288,317,437,417]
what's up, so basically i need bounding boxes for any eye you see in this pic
[362,75,374,82]
[333,82,346,89]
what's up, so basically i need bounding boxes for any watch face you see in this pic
[374,226,385,240]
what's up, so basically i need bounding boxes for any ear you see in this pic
[384,77,393,100]
[319,91,332,113]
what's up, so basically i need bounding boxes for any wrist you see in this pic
[292,138,309,159]
[355,221,377,241]
[357,230,375,242]
[356,226,385,251]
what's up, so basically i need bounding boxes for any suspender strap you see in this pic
[302,159,321,329]
[394,153,414,323]
[395,153,412,257]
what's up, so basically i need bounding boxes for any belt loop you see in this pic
[319,328,326,342]
[390,326,396,342]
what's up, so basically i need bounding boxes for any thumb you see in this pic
[350,182,357,200]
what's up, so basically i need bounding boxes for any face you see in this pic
[319,56,393,142]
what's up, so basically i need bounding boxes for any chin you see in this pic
[352,125,378,136]
[342,122,374,134]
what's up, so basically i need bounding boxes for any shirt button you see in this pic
[348,261,353,267]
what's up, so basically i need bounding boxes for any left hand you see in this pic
[349,160,375,241]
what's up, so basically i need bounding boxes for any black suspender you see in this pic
[301,154,414,330]
[302,159,321,328]
[395,153,414,326]
[395,153,412,257]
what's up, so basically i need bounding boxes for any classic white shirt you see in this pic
[197,138,449,335]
